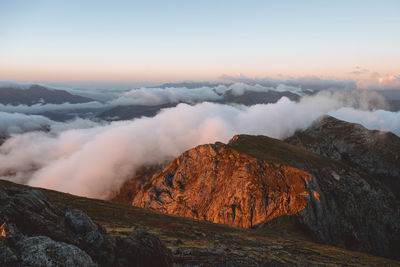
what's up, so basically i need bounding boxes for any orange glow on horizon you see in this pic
[0,62,398,83]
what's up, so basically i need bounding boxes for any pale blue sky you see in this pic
[0,0,399,81]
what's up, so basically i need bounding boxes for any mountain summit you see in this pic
[130,134,400,259]
[286,115,400,198]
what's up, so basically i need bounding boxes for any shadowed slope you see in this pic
[286,115,400,198]
[131,135,400,259]
[0,85,93,105]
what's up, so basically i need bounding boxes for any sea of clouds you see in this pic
[0,88,399,199]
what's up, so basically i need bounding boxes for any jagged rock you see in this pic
[286,115,400,198]
[132,134,400,259]
[133,143,312,228]
[112,164,166,204]
[0,186,172,267]
[0,240,18,265]
[0,187,79,245]
[16,235,96,267]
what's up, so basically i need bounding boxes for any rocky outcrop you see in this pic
[16,236,95,267]
[132,135,400,260]
[286,115,400,198]
[133,143,313,228]
[0,186,172,267]
[112,164,165,204]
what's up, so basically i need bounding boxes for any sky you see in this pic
[0,0,399,82]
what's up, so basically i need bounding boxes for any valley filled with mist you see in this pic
[1,79,399,199]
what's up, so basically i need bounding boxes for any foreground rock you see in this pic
[2,180,399,266]
[0,186,172,267]
[132,135,400,260]
[286,115,400,198]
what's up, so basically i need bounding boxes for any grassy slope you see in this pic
[228,134,346,168]
[1,179,398,266]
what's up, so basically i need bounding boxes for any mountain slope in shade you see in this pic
[98,103,177,121]
[285,115,400,198]
[1,180,399,266]
[222,89,300,105]
[131,135,400,260]
[111,164,165,204]
[0,85,93,105]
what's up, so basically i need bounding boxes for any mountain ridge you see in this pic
[0,84,93,106]
[129,134,400,259]
[286,115,400,198]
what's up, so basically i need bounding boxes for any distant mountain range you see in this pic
[97,103,177,121]
[1,82,399,123]
[98,85,301,121]
[0,84,93,106]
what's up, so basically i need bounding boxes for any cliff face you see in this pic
[131,135,400,259]
[285,115,400,198]
[132,143,313,228]
[111,164,165,205]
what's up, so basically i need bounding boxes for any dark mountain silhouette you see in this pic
[98,103,177,121]
[286,115,400,198]
[97,90,300,121]
[0,85,93,105]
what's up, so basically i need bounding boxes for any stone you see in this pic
[65,208,98,234]
[17,236,96,267]
[0,186,173,267]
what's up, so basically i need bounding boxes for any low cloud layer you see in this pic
[0,101,104,114]
[110,86,223,106]
[0,112,51,135]
[109,82,301,106]
[221,73,400,91]
[0,82,299,113]
[1,76,398,118]
[0,90,399,200]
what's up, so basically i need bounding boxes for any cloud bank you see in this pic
[0,90,399,200]
[0,112,52,135]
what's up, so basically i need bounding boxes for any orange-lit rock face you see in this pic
[111,164,165,204]
[132,143,313,228]
[0,222,6,237]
